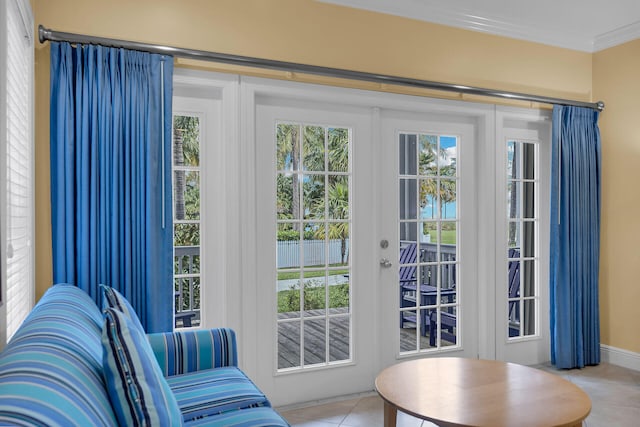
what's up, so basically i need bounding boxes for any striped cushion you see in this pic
[185,407,290,427]
[0,284,118,426]
[167,367,270,422]
[148,329,237,377]
[101,284,146,333]
[102,308,182,426]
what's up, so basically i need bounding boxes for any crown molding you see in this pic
[594,20,640,51]
[318,0,639,53]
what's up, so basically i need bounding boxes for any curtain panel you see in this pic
[550,105,601,368]
[50,42,174,332]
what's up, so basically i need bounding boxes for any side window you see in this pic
[172,114,201,328]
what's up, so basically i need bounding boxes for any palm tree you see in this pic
[311,179,350,264]
[418,135,457,218]
[276,124,301,228]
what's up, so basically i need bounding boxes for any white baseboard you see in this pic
[601,344,640,371]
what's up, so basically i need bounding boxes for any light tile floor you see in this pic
[278,362,640,427]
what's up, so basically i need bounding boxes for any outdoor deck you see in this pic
[277,309,452,369]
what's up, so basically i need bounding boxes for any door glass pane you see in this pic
[399,133,460,354]
[276,122,351,370]
[507,141,538,339]
[278,321,300,369]
[328,128,349,172]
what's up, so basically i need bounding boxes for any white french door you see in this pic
[376,109,482,367]
[253,97,378,406]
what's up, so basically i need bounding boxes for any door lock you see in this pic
[379,258,392,268]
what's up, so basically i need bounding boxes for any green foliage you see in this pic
[277,281,350,313]
[277,229,315,241]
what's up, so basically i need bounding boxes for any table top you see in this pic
[375,358,591,427]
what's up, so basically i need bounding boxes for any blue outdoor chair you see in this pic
[399,243,456,337]
[427,248,521,346]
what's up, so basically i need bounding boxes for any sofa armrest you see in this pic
[147,328,238,377]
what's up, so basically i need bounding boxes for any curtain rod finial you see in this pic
[38,25,48,44]
[597,101,605,111]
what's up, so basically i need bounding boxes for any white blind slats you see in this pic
[3,0,34,342]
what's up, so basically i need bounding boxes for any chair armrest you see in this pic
[147,328,238,377]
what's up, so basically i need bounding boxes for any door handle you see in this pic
[380,258,392,268]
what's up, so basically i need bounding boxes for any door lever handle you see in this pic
[380,258,392,268]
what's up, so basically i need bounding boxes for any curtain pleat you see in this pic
[550,105,601,368]
[50,42,174,333]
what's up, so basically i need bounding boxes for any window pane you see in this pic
[303,174,325,220]
[522,142,536,180]
[523,182,535,218]
[303,125,325,172]
[174,223,200,246]
[329,316,350,362]
[277,173,296,219]
[440,136,457,177]
[419,178,437,219]
[523,299,536,336]
[277,224,300,269]
[523,260,536,298]
[522,221,535,257]
[304,276,327,316]
[278,321,300,369]
[440,179,456,219]
[174,251,200,274]
[304,319,327,365]
[277,123,300,171]
[400,179,418,220]
[304,223,325,266]
[183,171,200,220]
[328,128,349,172]
[421,221,438,246]
[328,175,349,220]
[277,275,301,315]
[173,116,200,167]
[399,133,417,175]
[418,134,437,176]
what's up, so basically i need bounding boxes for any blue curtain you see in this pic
[550,105,601,368]
[50,42,174,333]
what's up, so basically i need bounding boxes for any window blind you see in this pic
[2,0,34,343]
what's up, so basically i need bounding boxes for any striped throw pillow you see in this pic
[101,284,146,333]
[102,308,183,426]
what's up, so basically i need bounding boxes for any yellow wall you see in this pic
[594,40,640,354]
[35,0,638,352]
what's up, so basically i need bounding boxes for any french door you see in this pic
[376,109,482,368]
[254,98,378,406]
[246,78,551,406]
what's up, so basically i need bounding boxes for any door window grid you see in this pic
[173,115,202,328]
[399,133,460,353]
[276,122,352,371]
[507,140,539,338]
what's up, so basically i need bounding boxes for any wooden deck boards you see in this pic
[277,309,452,369]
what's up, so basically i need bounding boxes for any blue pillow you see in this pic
[101,284,146,333]
[102,308,183,426]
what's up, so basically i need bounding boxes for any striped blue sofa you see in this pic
[0,284,289,426]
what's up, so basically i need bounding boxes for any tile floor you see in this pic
[278,362,640,427]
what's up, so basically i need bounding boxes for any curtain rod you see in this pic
[39,25,604,111]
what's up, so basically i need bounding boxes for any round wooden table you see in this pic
[375,358,591,427]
